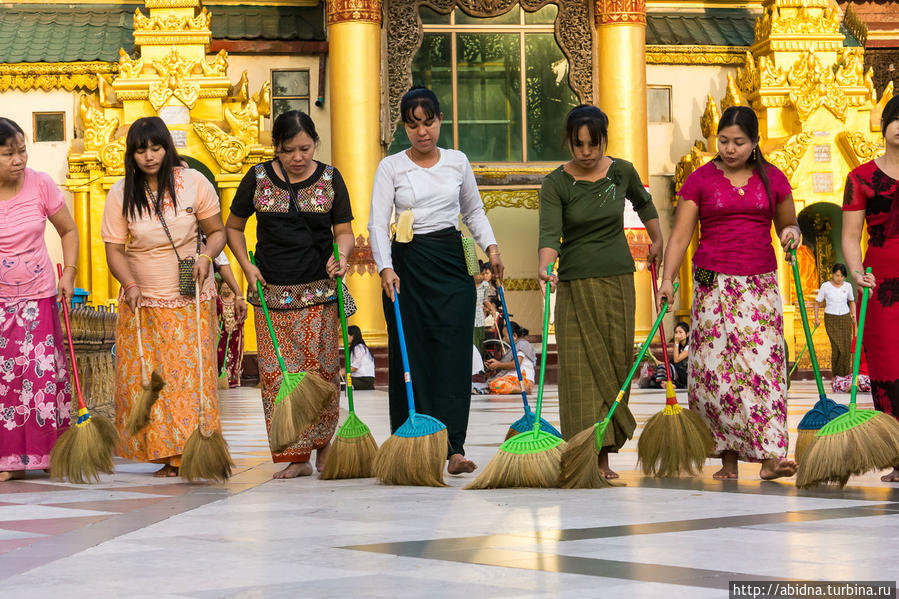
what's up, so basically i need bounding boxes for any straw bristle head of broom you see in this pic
[320,430,379,479]
[373,428,448,487]
[269,371,336,453]
[50,411,118,484]
[796,409,899,488]
[794,429,817,464]
[559,425,619,489]
[466,429,566,490]
[217,372,229,389]
[637,404,713,478]
[180,429,234,483]
[125,371,165,436]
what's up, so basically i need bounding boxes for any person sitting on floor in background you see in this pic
[650,320,690,389]
[345,325,376,391]
[484,321,536,395]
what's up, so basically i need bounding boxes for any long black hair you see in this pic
[882,95,899,137]
[507,321,529,339]
[347,325,369,356]
[564,104,608,152]
[272,110,319,152]
[0,118,24,146]
[400,86,441,124]
[122,117,182,220]
[715,106,775,214]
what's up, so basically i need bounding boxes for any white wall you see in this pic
[2,89,77,272]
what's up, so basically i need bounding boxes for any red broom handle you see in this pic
[57,264,87,410]
[650,263,674,384]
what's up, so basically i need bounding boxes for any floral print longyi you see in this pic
[688,270,789,462]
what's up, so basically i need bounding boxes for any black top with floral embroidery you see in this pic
[231,160,352,285]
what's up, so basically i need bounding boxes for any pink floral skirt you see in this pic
[0,297,72,471]
[688,271,789,462]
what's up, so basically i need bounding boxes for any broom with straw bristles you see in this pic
[50,264,119,484]
[497,284,562,441]
[560,282,679,489]
[217,324,231,390]
[125,305,166,435]
[789,248,848,463]
[372,294,448,486]
[321,243,378,479]
[637,267,712,478]
[249,251,335,453]
[465,266,566,490]
[180,282,234,483]
[797,270,899,488]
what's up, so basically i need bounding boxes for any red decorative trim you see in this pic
[327,0,382,25]
[596,0,646,26]
[209,40,329,55]
[348,234,377,276]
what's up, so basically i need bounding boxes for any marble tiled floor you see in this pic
[1,381,897,598]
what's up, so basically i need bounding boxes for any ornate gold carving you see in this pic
[786,50,847,121]
[99,137,127,176]
[503,278,541,291]
[327,0,383,24]
[836,131,884,168]
[229,71,249,103]
[700,94,719,141]
[841,4,868,47]
[192,123,249,173]
[475,167,552,180]
[766,132,812,179]
[0,62,117,92]
[834,47,865,88]
[201,50,229,77]
[480,189,540,213]
[645,46,747,66]
[134,7,211,31]
[596,0,646,26]
[721,75,743,113]
[674,140,708,193]
[252,81,272,118]
[224,101,260,144]
[385,0,592,146]
[79,95,119,152]
[148,48,202,109]
[813,214,834,286]
[118,49,144,79]
[348,234,378,275]
[146,0,199,8]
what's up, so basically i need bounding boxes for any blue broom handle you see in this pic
[497,285,531,413]
[391,294,417,416]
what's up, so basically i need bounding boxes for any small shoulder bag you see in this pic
[148,182,201,297]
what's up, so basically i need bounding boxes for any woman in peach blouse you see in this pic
[101,117,227,478]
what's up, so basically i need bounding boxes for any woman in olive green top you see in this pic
[538,105,663,479]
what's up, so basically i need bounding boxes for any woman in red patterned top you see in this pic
[841,95,899,483]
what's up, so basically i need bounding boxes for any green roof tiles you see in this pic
[646,11,758,47]
[0,3,324,64]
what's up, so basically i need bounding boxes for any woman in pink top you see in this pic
[657,106,801,481]
[102,117,227,478]
[0,118,79,482]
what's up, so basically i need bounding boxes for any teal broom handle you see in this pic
[333,243,355,413]
[790,248,827,397]
[850,267,872,410]
[392,295,417,416]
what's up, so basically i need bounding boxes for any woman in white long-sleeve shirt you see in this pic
[368,87,503,475]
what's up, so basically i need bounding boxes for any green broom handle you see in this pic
[219,328,232,378]
[248,251,288,375]
[533,266,554,435]
[850,267,872,410]
[333,243,355,413]
[789,248,826,397]
[788,324,819,379]
[602,282,679,424]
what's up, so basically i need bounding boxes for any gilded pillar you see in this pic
[595,0,652,338]
[216,176,258,352]
[73,189,91,291]
[327,0,386,345]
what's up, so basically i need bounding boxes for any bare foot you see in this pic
[760,458,798,480]
[315,441,332,473]
[880,467,899,483]
[447,453,477,475]
[598,450,619,479]
[273,462,313,479]
[713,451,739,479]
[0,471,25,482]
[153,464,179,478]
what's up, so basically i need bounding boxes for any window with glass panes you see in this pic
[389,4,578,162]
[271,70,310,121]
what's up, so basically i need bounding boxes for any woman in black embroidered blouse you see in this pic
[225,110,355,479]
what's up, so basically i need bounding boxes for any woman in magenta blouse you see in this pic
[657,106,801,481]
[0,118,79,481]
